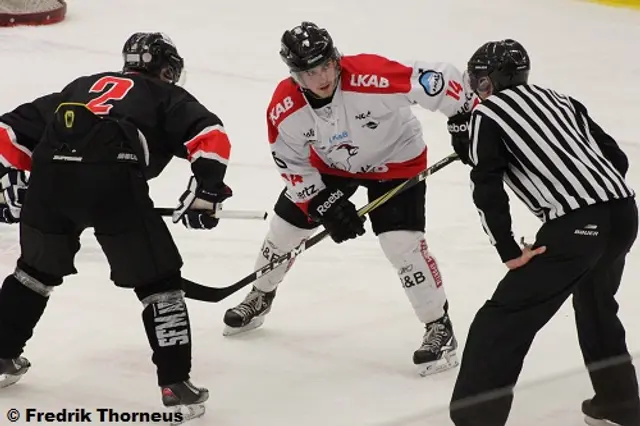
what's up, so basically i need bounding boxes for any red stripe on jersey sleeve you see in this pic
[0,124,32,171]
[340,54,413,94]
[267,78,306,144]
[184,125,231,164]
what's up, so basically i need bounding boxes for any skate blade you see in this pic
[169,403,206,426]
[417,351,459,377]
[0,371,28,389]
[222,316,265,336]
[584,415,622,426]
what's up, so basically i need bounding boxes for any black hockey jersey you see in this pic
[0,71,231,192]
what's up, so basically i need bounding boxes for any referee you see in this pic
[449,39,639,426]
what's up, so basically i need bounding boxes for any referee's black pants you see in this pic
[450,197,639,426]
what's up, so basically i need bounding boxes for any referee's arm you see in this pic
[469,111,522,263]
[571,97,629,177]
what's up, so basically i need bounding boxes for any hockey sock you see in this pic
[253,213,314,293]
[140,290,192,386]
[379,230,448,324]
[0,265,58,359]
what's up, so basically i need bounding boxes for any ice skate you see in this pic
[0,356,30,389]
[162,380,209,425]
[582,398,640,426]
[413,313,458,376]
[222,287,275,336]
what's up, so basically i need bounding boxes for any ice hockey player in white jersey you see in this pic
[223,21,476,376]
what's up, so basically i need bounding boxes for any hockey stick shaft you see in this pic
[181,152,460,303]
[155,207,268,220]
[0,193,267,221]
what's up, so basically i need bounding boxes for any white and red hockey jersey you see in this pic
[267,53,477,210]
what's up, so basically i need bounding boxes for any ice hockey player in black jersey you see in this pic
[0,32,233,421]
[448,39,638,426]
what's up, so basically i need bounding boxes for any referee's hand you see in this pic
[504,245,546,270]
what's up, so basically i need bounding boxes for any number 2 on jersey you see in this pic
[86,76,135,115]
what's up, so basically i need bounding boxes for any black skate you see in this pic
[222,287,275,336]
[582,397,640,426]
[0,356,30,389]
[413,313,458,376]
[162,380,209,426]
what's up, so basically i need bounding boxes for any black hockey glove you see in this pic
[447,112,472,165]
[0,169,28,224]
[308,187,365,243]
[172,176,233,230]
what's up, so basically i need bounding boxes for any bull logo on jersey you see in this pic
[327,143,359,171]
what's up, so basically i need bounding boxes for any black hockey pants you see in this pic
[450,197,639,426]
[19,161,183,287]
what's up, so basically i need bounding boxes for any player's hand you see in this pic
[173,176,232,230]
[447,112,471,165]
[504,245,546,270]
[179,209,220,230]
[0,169,28,224]
[308,187,365,243]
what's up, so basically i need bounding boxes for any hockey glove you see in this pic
[172,176,233,230]
[447,112,472,165]
[308,187,365,243]
[0,169,28,224]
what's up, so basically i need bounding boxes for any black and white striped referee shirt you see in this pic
[468,84,634,262]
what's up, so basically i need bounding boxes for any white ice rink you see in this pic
[0,0,639,425]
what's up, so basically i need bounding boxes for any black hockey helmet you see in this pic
[280,22,340,73]
[122,32,184,84]
[467,39,530,95]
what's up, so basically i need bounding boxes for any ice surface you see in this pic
[0,0,639,424]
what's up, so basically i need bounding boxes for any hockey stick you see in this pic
[154,207,268,220]
[0,194,267,220]
[180,152,460,303]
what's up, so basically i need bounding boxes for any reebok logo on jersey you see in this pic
[350,74,390,89]
[315,189,344,215]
